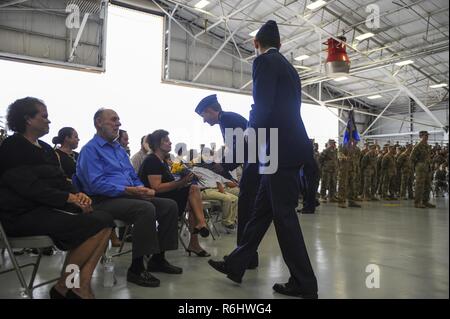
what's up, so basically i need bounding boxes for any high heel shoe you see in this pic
[192,226,210,238]
[49,286,66,299]
[66,290,83,299]
[185,248,211,257]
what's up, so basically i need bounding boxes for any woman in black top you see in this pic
[52,127,79,179]
[0,97,113,299]
[139,130,211,257]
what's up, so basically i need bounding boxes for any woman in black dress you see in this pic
[52,127,79,179]
[139,130,210,257]
[0,97,113,299]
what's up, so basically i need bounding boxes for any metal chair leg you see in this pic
[3,238,31,298]
[118,225,129,254]
[204,208,219,240]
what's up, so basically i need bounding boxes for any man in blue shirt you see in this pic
[75,108,181,288]
[208,20,318,299]
[195,95,260,269]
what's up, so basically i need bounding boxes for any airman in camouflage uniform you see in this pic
[359,142,370,195]
[361,145,377,201]
[350,143,362,201]
[410,131,436,208]
[376,145,388,196]
[361,144,378,201]
[337,142,361,208]
[381,145,397,200]
[397,144,414,200]
[319,139,338,202]
[392,146,403,197]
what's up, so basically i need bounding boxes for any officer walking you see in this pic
[208,20,318,299]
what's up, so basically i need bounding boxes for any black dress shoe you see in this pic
[272,283,318,299]
[208,260,242,284]
[127,269,160,287]
[65,290,82,299]
[49,286,66,299]
[300,208,315,214]
[147,259,183,274]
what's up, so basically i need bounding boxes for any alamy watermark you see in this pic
[365,264,380,289]
[365,4,380,29]
[65,264,80,289]
[174,127,279,174]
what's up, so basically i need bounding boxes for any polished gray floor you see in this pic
[1,197,448,299]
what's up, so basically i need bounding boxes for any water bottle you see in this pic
[103,256,115,288]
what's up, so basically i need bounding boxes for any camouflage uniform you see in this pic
[359,144,370,194]
[337,144,360,208]
[397,148,414,199]
[376,147,388,195]
[393,148,403,197]
[360,146,378,200]
[410,133,435,208]
[350,145,362,200]
[381,147,397,199]
[319,142,338,200]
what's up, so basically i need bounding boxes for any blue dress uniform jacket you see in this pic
[223,48,318,294]
[249,48,313,168]
[218,111,248,174]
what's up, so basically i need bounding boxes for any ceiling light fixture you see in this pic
[294,55,310,61]
[395,60,414,66]
[367,95,382,99]
[333,76,348,82]
[306,0,327,10]
[194,0,210,9]
[430,83,448,89]
[355,32,374,41]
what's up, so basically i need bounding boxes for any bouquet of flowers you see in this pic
[170,161,205,186]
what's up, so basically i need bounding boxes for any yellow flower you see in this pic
[171,162,184,174]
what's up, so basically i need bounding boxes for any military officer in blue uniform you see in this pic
[195,94,260,269]
[208,20,318,298]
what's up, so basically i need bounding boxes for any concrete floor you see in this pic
[0,197,448,299]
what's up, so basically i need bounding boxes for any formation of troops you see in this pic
[314,131,449,209]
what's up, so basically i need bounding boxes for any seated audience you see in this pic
[191,165,238,229]
[0,97,113,299]
[52,127,79,178]
[75,109,181,288]
[131,134,150,173]
[118,129,130,156]
[138,130,211,257]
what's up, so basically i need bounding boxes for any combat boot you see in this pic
[338,202,347,208]
[414,202,426,208]
[329,197,339,203]
[348,201,361,208]
[424,202,436,208]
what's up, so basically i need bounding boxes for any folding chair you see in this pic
[178,211,191,251]
[0,221,60,298]
[202,201,220,239]
[108,220,132,258]
[178,202,218,248]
